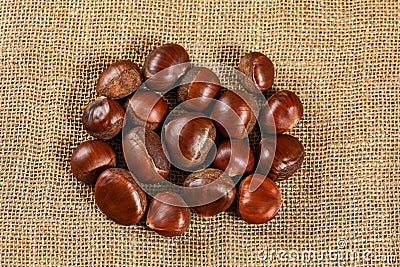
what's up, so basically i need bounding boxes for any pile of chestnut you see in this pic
[70,43,304,237]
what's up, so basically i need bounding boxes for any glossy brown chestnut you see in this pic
[163,112,216,170]
[146,192,191,237]
[124,90,169,130]
[70,140,116,184]
[94,168,147,226]
[238,52,274,93]
[182,168,236,217]
[177,67,221,112]
[238,174,282,224]
[82,97,125,140]
[257,135,304,181]
[210,90,257,139]
[123,127,170,184]
[96,60,142,99]
[213,139,254,177]
[259,90,303,134]
[143,43,190,91]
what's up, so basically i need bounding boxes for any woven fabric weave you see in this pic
[1,0,399,266]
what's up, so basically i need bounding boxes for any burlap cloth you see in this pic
[1,0,399,266]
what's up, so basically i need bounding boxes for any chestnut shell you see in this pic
[259,90,303,134]
[94,168,147,226]
[143,43,190,91]
[238,174,281,224]
[96,60,142,99]
[182,168,236,217]
[146,192,191,237]
[82,97,125,140]
[238,52,274,93]
[70,140,116,184]
[125,90,169,130]
[210,90,257,139]
[257,134,304,181]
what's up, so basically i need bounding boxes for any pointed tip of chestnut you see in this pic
[143,43,190,91]
[96,60,142,99]
[238,174,282,224]
[182,168,236,217]
[82,97,125,140]
[146,192,191,237]
[70,140,116,184]
[259,90,303,134]
[238,52,274,93]
[94,168,147,226]
[257,134,304,181]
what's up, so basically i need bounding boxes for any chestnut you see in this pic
[143,43,190,91]
[182,168,236,217]
[210,90,257,139]
[213,139,254,177]
[94,168,147,226]
[238,174,282,224]
[82,97,125,140]
[238,52,274,93]
[177,67,221,111]
[124,90,169,130]
[96,60,142,99]
[259,90,303,134]
[257,134,304,181]
[163,113,216,170]
[70,140,116,184]
[123,127,170,184]
[146,192,191,237]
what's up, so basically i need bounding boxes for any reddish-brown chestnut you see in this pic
[210,90,257,139]
[96,60,142,99]
[182,168,236,217]
[213,139,254,177]
[163,113,216,170]
[257,134,304,181]
[94,168,147,226]
[123,127,170,184]
[259,90,303,134]
[124,90,169,130]
[146,192,191,237]
[238,174,282,224]
[70,140,116,184]
[177,67,221,111]
[82,97,125,140]
[143,43,190,91]
[238,52,274,93]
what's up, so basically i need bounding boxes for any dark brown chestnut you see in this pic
[182,168,236,217]
[96,60,142,99]
[94,168,147,226]
[70,140,116,184]
[163,113,216,170]
[238,174,282,224]
[238,52,274,93]
[213,139,254,177]
[124,90,169,130]
[146,192,191,237]
[210,90,257,139]
[143,43,190,91]
[257,134,304,181]
[177,67,220,111]
[123,127,170,184]
[82,97,125,140]
[259,90,303,134]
